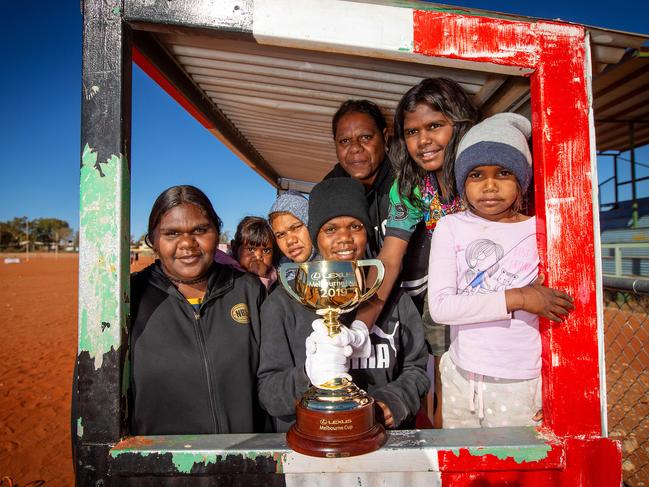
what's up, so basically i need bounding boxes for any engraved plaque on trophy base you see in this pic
[287,384,387,458]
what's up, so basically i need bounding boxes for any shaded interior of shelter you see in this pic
[143,30,532,191]
[132,27,648,194]
[594,46,649,153]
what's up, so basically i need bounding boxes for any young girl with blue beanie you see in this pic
[428,113,575,428]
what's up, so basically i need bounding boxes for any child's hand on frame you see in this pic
[375,401,395,429]
[506,273,575,322]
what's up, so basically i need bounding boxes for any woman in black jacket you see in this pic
[129,185,267,435]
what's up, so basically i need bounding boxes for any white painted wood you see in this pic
[586,33,608,438]
[253,0,413,55]
[280,445,440,473]
[284,472,442,487]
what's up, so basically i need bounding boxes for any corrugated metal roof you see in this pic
[593,48,649,152]
[142,2,648,187]
[157,32,529,185]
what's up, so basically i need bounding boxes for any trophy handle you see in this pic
[355,259,385,303]
[278,262,305,304]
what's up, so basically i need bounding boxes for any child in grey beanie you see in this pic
[268,190,314,264]
[269,190,309,227]
[427,112,575,429]
[454,112,533,198]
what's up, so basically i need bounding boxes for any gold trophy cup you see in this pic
[279,259,387,458]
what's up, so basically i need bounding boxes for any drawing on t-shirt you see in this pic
[495,269,518,289]
[463,239,505,294]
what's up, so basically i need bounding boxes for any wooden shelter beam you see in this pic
[124,0,254,36]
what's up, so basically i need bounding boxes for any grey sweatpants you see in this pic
[440,352,542,429]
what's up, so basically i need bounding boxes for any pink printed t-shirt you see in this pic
[427,211,540,380]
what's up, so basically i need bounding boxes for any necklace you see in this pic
[420,173,464,234]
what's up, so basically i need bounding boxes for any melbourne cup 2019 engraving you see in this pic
[279,259,388,458]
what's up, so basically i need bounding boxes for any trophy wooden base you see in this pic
[286,396,387,458]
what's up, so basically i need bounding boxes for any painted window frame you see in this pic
[77,1,615,483]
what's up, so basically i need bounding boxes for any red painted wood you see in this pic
[413,11,539,69]
[530,24,602,437]
[132,47,215,130]
[413,10,603,439]
[560,437,622,486]
[440,470,560,486]
[437,442,565,472]
[437,437,619,485]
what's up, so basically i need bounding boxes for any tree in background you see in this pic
[219,230,231,244]
[0,221,19,249]
[31,218,73,246]
[0,217,29,250]
[0,217,74,251]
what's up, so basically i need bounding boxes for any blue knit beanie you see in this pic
[455,113,533,196]
[268,190,309,226]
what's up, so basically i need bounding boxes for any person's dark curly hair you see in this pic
[231,216,279,266]
[390,78,480,204]
[332,99,388,137]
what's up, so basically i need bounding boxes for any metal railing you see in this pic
[603,276,649,487]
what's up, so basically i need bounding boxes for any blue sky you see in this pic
[1,1,647,239]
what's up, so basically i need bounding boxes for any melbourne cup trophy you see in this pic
[279,259,387,458]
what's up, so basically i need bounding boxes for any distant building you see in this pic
[600,197,649,277]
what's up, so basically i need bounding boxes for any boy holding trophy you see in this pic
[257,178,429,440]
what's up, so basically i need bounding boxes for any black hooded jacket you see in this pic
[129,261,267,435]
[257,286,430,432]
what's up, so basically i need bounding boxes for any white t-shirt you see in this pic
[427,211,540,379]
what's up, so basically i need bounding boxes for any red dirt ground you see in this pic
[0,253,152,487]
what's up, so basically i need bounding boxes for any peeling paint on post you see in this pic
[530,23,603,437]
[79,144,129,369]
[463,444,553,463]
[77,0,132,484]
[171,452,219,473]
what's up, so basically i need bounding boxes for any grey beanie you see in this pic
[455,113,532,196]
[307,178,372,249]
[269,190,309,226]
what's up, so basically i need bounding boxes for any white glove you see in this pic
[304,329,352,387]
[310,319,372,359]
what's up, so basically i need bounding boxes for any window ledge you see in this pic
[109,426,564,476]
